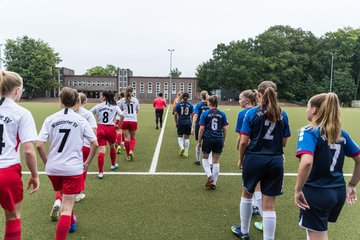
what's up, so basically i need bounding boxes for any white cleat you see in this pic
[50,199,61,221]
[98,172,104,179]
[75,193,86,203]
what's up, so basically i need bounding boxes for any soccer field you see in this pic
[1,103,360,240]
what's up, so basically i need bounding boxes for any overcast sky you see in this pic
[1,0,359,77]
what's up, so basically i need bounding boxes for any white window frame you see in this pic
[172,82,176,94]
[164,82,168,99]
[180,82,184,92]
[188,83,192,100]
[132,81,137,98]
[140,82,145,93]
[110,82,114,87]
[148,82,153,94]
[156,82,161,96]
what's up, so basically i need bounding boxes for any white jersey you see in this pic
[90,102,123,125]
[0,97,37,169]
[37,108,97,176]
[117,97,140,122]
[76,106,97,147]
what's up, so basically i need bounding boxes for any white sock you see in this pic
[306,230,310,240]
[178,137,184,148]
[254,191,263,217]
[202,159,212,178]
[252,195,257,207]
[184,139,190,152]
[240,197,253,234]
[196,147,201,162]
[212,163,220,185]
[208,152,213,165]
[263,211,276,240]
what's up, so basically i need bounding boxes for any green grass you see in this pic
[1,103,360,239]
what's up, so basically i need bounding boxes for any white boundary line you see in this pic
[149,106,170,173]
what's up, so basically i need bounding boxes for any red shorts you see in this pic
[97,124,116,146]
[82,146,90,163]
[115,119,120,126]
[48,175,84,195]
[120,121,138,131]
[0,164,23,211]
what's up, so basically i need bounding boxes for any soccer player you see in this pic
[153,92,167,129]
[174,92,194,157]
[191,90,209,165]
[115,92,125,153]
[37,87,98,239]
[117,86,140,161]
[231,81,291,240]
[90,91,124,178]
[197,95,228,189]
[295,93,360,240]
[0,70,39,240]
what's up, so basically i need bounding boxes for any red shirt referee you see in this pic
[153,93,167,129]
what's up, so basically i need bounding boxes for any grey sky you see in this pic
[1,0,359,77]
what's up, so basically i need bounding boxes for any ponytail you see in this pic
[262,87,281,122]
[182,92,189,104]
[102,91,116,105]
[208,95,218,108]
[200,90,208,101]
[240,89,257,106]
[125,86,133,105]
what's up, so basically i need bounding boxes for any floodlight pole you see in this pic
[330,52,336,92]
[168,49,175,105]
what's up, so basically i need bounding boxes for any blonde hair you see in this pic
[309,93,341,144]
[240,89,257,106]
[125,86,133,105]
[258,81,281,122]
[208,95,218,108]
[0,70,23,97]
[200,90,208,101]
[59,87,79,108]
[79,92,87,105]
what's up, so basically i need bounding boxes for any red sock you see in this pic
[55,215,71,240]
[116,133,121,146]
[110,147,117,166]
[5,219,21,240]
[71,211,75,225]
[124,140,130,156]
[55,191,62,201]
[98,152,105,173]
[130,137,136,151]
[122,134,125,145]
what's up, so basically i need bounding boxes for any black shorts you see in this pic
[177,123,191,136]
[242,153,284,196]
[202,137,224,155]
[299,185,346,232]
[194,124,200,141]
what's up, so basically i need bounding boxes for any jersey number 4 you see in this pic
[58,129,71,153]
[0,125,5,154]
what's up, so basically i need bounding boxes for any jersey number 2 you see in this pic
[263,119,276,140]
[58,129,71,153]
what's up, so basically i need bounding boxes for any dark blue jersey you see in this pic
[175,101,194,126]
[240,106,291,155]
[296,126,360,188]
[199,108,228,139]
[194,101,209,125]
[236,107,253,133]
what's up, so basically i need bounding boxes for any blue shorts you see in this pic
[299,185,346,232]
[242,154,284,196]
[177,123,191,136]
[202,137,223,155]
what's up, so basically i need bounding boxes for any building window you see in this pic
[83,81,86,86]
[87,81,91,86]
[92,81,96,86]
[140,82,144,93]
[148,82,153,94]
[188,83,192,100]
[101,82,105,87]
[68,81,72,86]
[110,82,114,87]
[74,81,78,86]
[164,82,168,99]
[132,81,137,98]
[78,81,82,86]
[105,82,109,87]
[97,82,100,86]
[156,82,160,96]
[172,82,176,94]
[180,82,184,92]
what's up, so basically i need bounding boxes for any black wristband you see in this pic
[348,182,357,187]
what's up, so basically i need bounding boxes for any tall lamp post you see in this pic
[168,49,175,105]
[330,52,336,92]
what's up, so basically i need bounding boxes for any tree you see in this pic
[4,36,62,98]
[85,64,119,76]
[170,68,182,77]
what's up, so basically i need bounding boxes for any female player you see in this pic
[90,91,124,178]
[175,92,193,157]
[0,70,39,240]
[37,87,98,239]
[191,90,209,165]
[197,95,228,189]
[115,92,125,153]
[231,81,291,240]
[117,86,140,161]
[295,93,360,240]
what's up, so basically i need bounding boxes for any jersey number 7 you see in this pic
[58,129,71,153]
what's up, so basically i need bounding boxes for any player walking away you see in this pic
[0,70,39,240]
[191,90,210,165]
[153,93,167,129]
[90,91,124,179]
[37,87,98,240]
[197,95,228,189]
[174,92,194,157]
[231,81,291,240]
[295,93,360,240]
[172,91,183,114]
[115,92,125,153]
[117,86,140,161]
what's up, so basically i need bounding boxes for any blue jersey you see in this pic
[240,106,291,155]
[296,126,360,188]
[199,108,228,139]
[194,101,209,125]
[236,107,253,133]
[175,101,194,126]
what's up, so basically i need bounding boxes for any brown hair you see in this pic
[79,92,87,105]
[200,90,208,101]
[240,89,257,106]
[0,70,23,97]
[258,81,281,122]
[59,87,79,108]
[208,95,218,108]
[309,93,341,144]
[125,86,133,105]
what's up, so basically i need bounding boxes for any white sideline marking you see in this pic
[149,106,170,173]
[20,171,354,177]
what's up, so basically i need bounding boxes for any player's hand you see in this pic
[295,191,310,210]
[28,176,40,194]
[197,142,202,149]
[346,184,357,205]
[83,162,90,172]
[236,141,240,151]
[191,128,194,135]
[237,158,243,170]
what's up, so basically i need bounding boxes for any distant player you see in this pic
[191,90,210,165]
[115,92,125,153]
[90,91,124,178]
[295,93,360,240]
[0,70,39,240]
[37,87,98,239]
[117,86,140,161]
[197,95,228,189]
[153,92,167,129]
[231,81,291,240]
[174,92,194,157]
